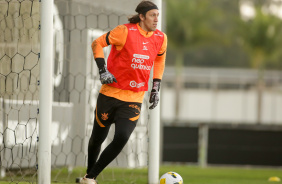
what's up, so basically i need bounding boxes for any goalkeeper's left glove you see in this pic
[149,79,161,110]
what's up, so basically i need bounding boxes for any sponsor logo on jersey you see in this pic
[131,54,151,70]
[129,27,137,31]
[129,104,141,112]
[129,80,145,88]
[133,54,149,59]
[154,32,163,37]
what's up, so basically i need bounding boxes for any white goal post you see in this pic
[38,0,54,184]
[149,1,162,184]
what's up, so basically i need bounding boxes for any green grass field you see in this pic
[1,165,281,184]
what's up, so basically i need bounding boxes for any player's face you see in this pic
[140,9,159,32]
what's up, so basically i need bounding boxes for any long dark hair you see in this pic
[128,1,158,23]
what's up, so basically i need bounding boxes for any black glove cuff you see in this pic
[152,79,161,92]
[153,79,161,83]
[95,58,106,74]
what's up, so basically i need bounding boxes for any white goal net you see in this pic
[0,0,158,183]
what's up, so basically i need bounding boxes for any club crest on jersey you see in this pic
[143,45,148,50]
[101,113,108,121]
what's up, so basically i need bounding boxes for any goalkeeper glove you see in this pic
[99,65,117,84]
[95,58,117,84]
[149,79,161,110]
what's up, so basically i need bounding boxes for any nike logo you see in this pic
[143,42,149,44]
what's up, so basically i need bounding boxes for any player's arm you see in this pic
[149,33,167,109]
[91,25,128,83]
[153,33,167,81]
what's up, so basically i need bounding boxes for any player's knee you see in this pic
[115,131,131,146]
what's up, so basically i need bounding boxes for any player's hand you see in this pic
[99,66,117,84]
[149,90,159,109]
[149,80,161,110]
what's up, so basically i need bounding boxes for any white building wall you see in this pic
[162,89,282,125]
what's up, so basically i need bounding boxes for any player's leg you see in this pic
[88,119,136,179]
[87,102,141,179]
[86,93,116,177]
[87,116,110,174]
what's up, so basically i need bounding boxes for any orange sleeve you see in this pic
[91,25,128,59]
[91,33,107,59]
[153,33,167,80]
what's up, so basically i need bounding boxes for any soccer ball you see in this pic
[159,172,183,184]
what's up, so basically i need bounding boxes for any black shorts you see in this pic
[95,93,142,127]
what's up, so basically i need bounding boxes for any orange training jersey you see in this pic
[107,23,164,92]
[92,23,167,103]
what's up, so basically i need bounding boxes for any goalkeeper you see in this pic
[81,1,167,184]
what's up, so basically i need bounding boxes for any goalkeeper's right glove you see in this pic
[99,65,117,84]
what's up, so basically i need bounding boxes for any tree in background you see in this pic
[166,0,282,69]
[166,0,223,120]
[165,0,282,122]
[237,4,282,69]
[236,4,282,123]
